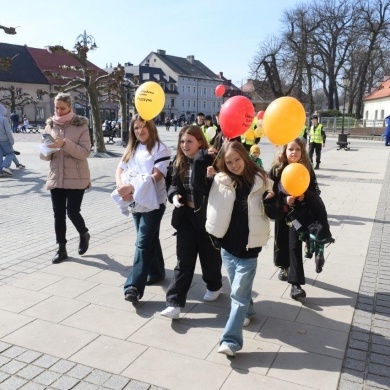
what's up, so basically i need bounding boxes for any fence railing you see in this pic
[317,117,385,133]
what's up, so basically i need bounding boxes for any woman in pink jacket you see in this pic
[40,92,91,264]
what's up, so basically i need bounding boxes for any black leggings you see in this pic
[50,188,88,244]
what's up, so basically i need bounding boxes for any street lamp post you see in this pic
[337,75,350,150]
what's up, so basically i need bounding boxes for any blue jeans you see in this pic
[124,204,166,298]
[220,249,257,353]
[0,141,15,170]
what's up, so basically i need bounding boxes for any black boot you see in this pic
[52,244,67,264]
[314,163,320,170]
[78,232,90,255]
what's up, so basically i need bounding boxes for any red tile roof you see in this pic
[27,46,106,85]
[364,76,390,101]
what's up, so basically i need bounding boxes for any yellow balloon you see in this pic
[263,97,306,145]
[281,163,310,197]
[135,81,165,121]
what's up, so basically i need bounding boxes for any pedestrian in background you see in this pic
[193,141,273,357]
[40,93,91,264]
[308,115,326,169]
[160,125,222,319]
[117,115,171,304]
[0,104,15,176]
[10,110,19,133]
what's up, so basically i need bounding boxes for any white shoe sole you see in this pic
[218,344,235,357]
[160,308,180,319]
[203,288,222,302]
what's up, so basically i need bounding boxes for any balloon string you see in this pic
[212,141,226,167]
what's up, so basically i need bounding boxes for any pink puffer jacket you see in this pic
[40,114,91,190]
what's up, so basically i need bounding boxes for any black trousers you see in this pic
[166,205,223,307]
[274,217,305,285]
[50,188,88,245]
[309,142,322,164]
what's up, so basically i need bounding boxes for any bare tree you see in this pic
[0,24,18,71]
[43,44,126,155]
[0,85,34,112]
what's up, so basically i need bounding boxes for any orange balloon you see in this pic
[281,163,310,197]
[263,97,306,145]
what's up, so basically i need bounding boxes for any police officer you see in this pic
[309,115,326,170]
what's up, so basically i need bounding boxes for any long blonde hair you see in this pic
[122,114,162,162]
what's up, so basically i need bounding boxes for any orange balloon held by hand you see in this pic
[263,97,306,145]
[281,163,310,197]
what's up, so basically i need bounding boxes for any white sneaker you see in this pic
[243,317,251,327]
[160,306,180,319]
[218,344,235,357]
[2,167,12,175]
[203,288,222,302]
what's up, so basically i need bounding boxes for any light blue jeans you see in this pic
[0,141,14,170]
[220,248,257,353]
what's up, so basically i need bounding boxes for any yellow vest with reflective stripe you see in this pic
[309,124,324,144]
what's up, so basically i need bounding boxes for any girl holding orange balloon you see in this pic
[269,138,333,300]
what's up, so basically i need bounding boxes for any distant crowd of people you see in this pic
[36,95,334,358]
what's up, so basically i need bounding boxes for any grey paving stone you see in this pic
[369,362,390,377]
[367,374,390,389]
[16,365,45,380]
[84,370,111,385]
[50,360,76,374]
[33,355,60,369]
[0,360,27,375]
[337,379,363,390]
[349,339,369,351]
[0,356,11,368]
[123,380,151,390]
[1,346,27,359]
[19,383,46,390]
[370,352,390,367]
[341,368,365,384]
[16,350,43,364]
[103,375,130,389]
[0,373,10,384]
[66,364,94,380]
[0,376,28,390]
[71,382,99,390]
[371,343,390,356]
[50,375,80,390]
[0,344,11,354]
[344,358,366,372]
[350,330,370,343]
[346,348,367,361]
[372,335,390,347]
[34,370,62,386]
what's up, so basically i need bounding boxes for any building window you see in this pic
[182,85,185,93]
[374,110,378,120]
[182,100,185,108]
[187,86,191,93]
[203,100,206,109]
[142,73,150,80]
[187,100,191,108]
[381,109,385,119]
[193,100,196,108]
[203,87,207,95]
[193,86,196,94]
[36,107,45,122]
[212,101,216,109]
[171,98,175,108]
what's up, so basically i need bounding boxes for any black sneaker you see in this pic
[124,287,139,303]
[290,284,306,300]
[278,268,288,281]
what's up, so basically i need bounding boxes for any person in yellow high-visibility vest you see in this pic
[241,127,256,151]
[308,115,326,170]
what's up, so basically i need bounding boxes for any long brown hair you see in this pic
[174,125,208,181]
[217,141,267,188]
[271,137,311,178]
[122,114,162,162]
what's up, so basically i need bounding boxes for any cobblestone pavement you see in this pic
[0,130,389,389]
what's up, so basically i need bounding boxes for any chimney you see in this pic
[157,49,166,55]
[187,55,195,63]
[219,72,224,79]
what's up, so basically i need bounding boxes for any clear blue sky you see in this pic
[1,0,307,85]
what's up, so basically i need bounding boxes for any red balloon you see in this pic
[219,96,255,139]
[257,110,265,120]
[215,84,226,98]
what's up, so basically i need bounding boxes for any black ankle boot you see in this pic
[78,232,90,255]
[52,244,67,264]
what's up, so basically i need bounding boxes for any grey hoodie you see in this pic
[0,104,14,144]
